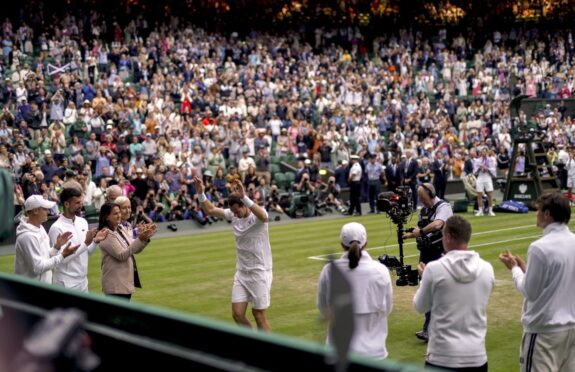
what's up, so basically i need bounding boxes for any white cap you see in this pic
[304,159,311,165]
[25,195,56,211]
[340,222,367,247]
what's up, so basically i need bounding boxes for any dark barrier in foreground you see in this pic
[0,273,421,371]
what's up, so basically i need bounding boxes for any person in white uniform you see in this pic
[317,222,393,360]
[414,215,494,371]
[15,195,79,283]
[473,146,497,216]
[499,192,575,372]
[49,188,109,292]
[194,176,273,331]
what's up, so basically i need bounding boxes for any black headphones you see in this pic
[421,184,435,199]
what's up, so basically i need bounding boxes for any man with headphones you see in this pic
[403,183,453,342]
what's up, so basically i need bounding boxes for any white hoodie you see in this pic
[14,218,64,283]
[413,250,495,368]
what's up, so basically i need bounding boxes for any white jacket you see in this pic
[15,218,64,283]
[414,250,494,368]
[511,223,575,333]
[318,251,393,360]
[49,215,97,291]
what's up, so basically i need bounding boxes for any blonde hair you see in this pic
[114,196,130,206]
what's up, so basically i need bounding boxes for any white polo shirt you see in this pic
[224,209,272,272]
[49,215,97,291]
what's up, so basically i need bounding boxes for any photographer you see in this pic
[403,183,453,342]
[289,172,316,218]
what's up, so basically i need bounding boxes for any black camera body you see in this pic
[378,255,419,286]
[377,186,419,286]
[377,186,413,225]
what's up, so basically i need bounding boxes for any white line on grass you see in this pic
[308,224,540,261]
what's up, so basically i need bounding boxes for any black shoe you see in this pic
[415,330,428,342]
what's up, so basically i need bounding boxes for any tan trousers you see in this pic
[520,328,575,372]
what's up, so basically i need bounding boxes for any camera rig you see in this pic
[376,187,419,286]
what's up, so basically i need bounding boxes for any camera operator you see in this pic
[289,172,316,218]
[402,183,453,342]
[322,176,347,213]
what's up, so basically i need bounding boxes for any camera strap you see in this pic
[424,199,446,221]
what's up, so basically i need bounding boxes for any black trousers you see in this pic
[425,361,488,371]
[106,293,132,301]
[368,180,381,212]
[348,181,362,215]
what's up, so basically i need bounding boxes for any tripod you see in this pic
[396,222,406,267]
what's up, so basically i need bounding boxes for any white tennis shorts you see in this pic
[232,270,273,310]
[476,176,494,193]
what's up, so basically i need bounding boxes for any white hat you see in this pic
[340,222,367,247]
[304,159,311,165]
[350,155,360,160]
[25,195,56,212]
[136,168,143,173]
[44,149,52,155]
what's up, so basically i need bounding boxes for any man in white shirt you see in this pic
[347,155,363,216]
[499,192,575,372]
[15,195,79,283]
[49,188,108,291]
[414,215,494,371]
[565,147,575,200]
[473,146,496,216]
[194,176,272,331]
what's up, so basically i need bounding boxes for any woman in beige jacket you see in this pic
[98,203,156,300]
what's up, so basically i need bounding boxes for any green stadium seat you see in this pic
[271,164,280,175]
[274,172,287,189]
[270,155,279,164]
[284,172,295,184]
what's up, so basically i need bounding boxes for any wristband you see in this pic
[198,193,207,203]
[242,196,254,208]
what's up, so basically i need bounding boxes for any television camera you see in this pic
[376,187,419,286]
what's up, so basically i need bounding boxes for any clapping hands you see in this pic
[138,223,157,242]
[499,250,526,272]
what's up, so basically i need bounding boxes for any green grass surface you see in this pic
[0,211,553,371]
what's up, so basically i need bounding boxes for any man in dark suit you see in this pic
[431,152,449,199]
[385,155,401,192]
[404,149,419,210]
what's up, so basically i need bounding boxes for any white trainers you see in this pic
[488,210,496,216]
[475,210,484,217]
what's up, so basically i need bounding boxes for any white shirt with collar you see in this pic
[48,214,97,291]
[349,161,362,182]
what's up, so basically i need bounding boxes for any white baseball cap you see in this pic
[340,222,367,247]
[25,195,56,211]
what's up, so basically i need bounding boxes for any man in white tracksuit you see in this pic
[414,215,494,371]
[15,195,79,283]
[500,192,575,372]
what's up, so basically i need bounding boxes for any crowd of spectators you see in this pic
[1,9,574,224]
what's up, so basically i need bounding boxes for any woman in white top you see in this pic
[317,222,393,360]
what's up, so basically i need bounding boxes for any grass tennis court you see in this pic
[0,211,559,371]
